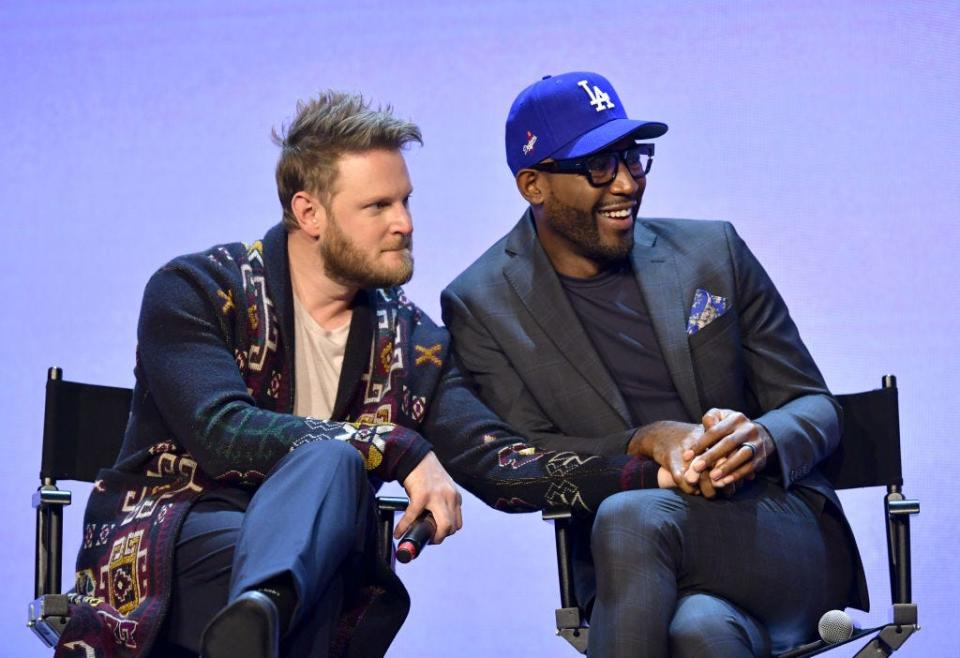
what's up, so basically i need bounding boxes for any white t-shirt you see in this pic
[292,294,350,419]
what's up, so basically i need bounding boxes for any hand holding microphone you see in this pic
[395,450,464,562]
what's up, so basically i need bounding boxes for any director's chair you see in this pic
[28,366,409,650]
[544,375,920,657]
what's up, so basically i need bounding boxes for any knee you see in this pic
[590,490,683,565]
[669,604,722,657]
[293,439,366,473]
[330,439,367,472]
[268,440,368,494]
[669,594,769,658]
[259,440,371,528]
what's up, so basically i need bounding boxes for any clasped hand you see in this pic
[628,409,775,498]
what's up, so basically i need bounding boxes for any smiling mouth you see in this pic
[597,203,637,222]
[598,208,632,219]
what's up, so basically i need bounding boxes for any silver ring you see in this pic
[741,443,757,459]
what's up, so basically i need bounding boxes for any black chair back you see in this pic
[822,384,902,490]
[41,370,132,483]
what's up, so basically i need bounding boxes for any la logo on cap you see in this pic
[522,130,538,155]
[578,80,615,112]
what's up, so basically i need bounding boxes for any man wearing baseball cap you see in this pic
[442,72,865,657]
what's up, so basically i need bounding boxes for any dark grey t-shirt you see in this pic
[559,263,687,426]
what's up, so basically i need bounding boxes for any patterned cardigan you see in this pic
[54,223,659,658]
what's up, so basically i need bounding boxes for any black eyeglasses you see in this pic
[531,143,655,187]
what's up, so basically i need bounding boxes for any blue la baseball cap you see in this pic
[505,71,668,175]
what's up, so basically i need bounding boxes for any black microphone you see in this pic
[396,511,435,563]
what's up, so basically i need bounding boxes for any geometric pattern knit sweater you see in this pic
[54,223,659,658]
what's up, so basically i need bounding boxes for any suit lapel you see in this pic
[502,211,632,426]
[630,223,702,421]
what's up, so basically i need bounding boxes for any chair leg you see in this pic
[885,487,918,605]
[375,496,409,567]
[543,508,589,654]
[29,482,73,647]
[34,482,71,599]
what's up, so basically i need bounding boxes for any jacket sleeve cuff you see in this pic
[385,427,434,483]
[619,455,661,490]
[754,413,797,488]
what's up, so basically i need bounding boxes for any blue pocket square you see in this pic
[687,289,728,335]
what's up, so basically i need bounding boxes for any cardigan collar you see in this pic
[261,222,374,418]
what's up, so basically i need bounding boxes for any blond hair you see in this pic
[273,91,422,230]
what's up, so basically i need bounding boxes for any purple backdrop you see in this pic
[3,1,957,655]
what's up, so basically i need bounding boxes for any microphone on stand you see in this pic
[776,610,864,658]
[818,609,860,644]
[396,511,436,563]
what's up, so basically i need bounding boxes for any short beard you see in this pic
[542,196,633,264]
[319,214,414,289]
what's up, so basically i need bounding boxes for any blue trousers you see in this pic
[161,440,372,658]
[585,479,853,658]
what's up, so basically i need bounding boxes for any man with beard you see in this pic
[56,91,670,658]
[441,72,866,657]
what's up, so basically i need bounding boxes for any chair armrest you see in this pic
[28,594,71,648]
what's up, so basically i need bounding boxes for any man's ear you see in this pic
[515,169,546,206]
[291,191,328,239]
